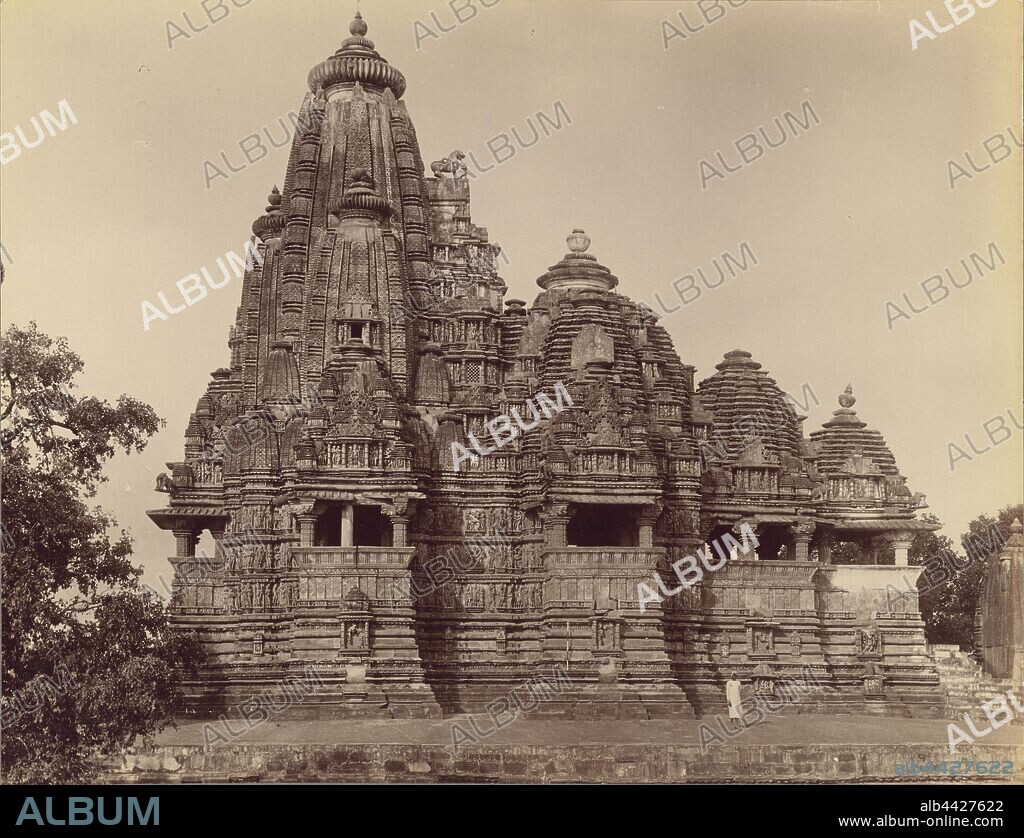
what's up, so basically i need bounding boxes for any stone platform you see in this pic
[110,716,1024,784]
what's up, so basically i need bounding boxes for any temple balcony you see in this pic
[543,547,666,569]
[288,546,415,569]
[318,440,392,470]
[821,475,915,505]
[543,548,666,608]
[442,451,518,473]
[548,450,660,477]
[189,459,223,487]
[668,458,702,477]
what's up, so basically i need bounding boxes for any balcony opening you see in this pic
[350,323,364,343]
[315,503,343,547]
[354,504,392,547]
[831,535,895,565]
[753,524,791,560]
[313,503,393,547]
[567,504,638,547]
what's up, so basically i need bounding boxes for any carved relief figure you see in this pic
[858,626,881,656]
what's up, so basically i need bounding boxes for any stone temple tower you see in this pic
[151,11,946,720]
[978,519,1024,682]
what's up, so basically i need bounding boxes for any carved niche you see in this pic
[592,614,622,656]
[748,622,777,658]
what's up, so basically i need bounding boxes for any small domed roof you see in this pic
[695,350,804,465]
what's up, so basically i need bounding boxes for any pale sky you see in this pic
[2,0,1021,595]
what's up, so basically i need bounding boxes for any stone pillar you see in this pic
[340,503,354,547]
[544,503,570,548]
[298,514,318,547]
[818,532,833,565]
[733,520,759,560]
[391,513,409,547]
[173,528,197,558]
[209,523,226,568]
[891,535,913,567]
[637,507,659,549]
[792,521,815,562]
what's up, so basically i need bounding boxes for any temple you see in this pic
[149,12,945,719]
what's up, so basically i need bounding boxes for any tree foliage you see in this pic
[1,322,202,783]
[910,505,1023,648]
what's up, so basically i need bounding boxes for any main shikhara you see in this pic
[150,13,944,718]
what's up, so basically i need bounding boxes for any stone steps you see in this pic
[930,647,1023,721]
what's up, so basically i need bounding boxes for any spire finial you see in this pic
[350,10,368,37]
[265,185,282,212]
[566,228,591,254]
[838,384,856,409]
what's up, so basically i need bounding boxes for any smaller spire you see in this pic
[253,185,285,240]
[262,340,302,404]
[330,167,392,219]
[1010,518,1023,543]
[265,185,282,213]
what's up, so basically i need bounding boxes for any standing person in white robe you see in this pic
[725,671,743,720]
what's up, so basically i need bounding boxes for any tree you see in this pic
[1,322,202,783]
[909,514,967,645]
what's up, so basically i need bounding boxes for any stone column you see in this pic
[297,514,318,547]
[387,499,410,548]
[818,532,833,565]
[637,507,660,548]
[340,503,354,547]
[391,513,409,547]
[733,520,759,560]
[792,521,815,562]
[543,503,570,548]
[173,528,197,558]
[891,534,913,567]
[208,523,226,568]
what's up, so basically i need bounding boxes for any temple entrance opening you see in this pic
[567,504,638,547]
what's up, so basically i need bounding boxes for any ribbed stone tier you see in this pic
[696,349,803,465]
[809,386,900,475]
